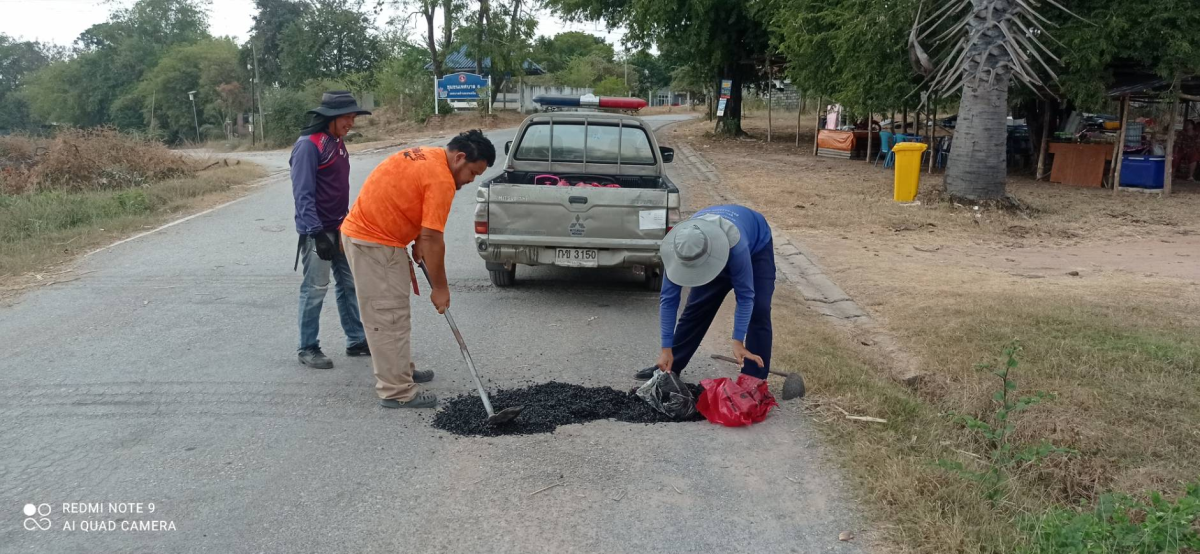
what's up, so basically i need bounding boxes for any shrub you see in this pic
[0,129,193,194]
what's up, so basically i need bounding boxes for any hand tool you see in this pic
[710,354,806,400]
[417,260,523,425]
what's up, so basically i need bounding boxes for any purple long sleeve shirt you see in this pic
[290,132,351,234]
[660,205,773,347]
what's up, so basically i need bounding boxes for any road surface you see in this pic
[0,115,863,553]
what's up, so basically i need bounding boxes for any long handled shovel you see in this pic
[416,261,523,426]
[711,354,807,400]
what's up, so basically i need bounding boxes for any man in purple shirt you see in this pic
[635,205,775,380]
[291,91,371,369]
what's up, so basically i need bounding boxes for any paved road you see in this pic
[0,115,863,553]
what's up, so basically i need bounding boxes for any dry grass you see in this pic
[671,111,1200,552]
[1,129,194,194]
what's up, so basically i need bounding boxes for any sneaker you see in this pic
[298,347,333,369]
[346,342,371,357]
[634,366,657,380]
[412,369,434,384]
[380,392,438,409]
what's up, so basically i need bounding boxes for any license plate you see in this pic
[554,248,598,267]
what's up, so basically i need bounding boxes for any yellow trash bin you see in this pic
[891,142,928,202]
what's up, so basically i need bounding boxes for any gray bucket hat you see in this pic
[307,90,372,117]
[660,218,730,287]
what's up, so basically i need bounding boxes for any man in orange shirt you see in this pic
[340,130,495,408]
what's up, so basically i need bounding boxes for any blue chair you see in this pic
[884,134,909,167]
[875,131,894,167]
[936,136,952,169]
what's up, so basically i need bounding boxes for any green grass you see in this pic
[0,164,265,278]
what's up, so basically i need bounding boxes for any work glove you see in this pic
[311,231,336,261]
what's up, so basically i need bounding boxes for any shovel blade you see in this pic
[781,374,807,401]
[486,406,524,426]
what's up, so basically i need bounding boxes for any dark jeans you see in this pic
[670,240,775,379]
[298,234,365,352]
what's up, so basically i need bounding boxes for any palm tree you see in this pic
[912,0,1085,201]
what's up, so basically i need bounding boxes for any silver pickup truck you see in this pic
[473,112,681,290]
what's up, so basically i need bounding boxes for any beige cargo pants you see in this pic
[342,236,419,401]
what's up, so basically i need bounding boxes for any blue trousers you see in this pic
[670,240,775,379]
[298,235,366,352]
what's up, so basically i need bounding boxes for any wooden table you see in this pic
[1048,142,1115,187]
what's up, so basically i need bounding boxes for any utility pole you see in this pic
[149,91,156,134]
[252,41,265,144]
[247,61,255,147]
[187,90,200,143]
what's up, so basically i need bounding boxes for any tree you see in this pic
[396,0,448,78]
[594,75,625,96]
[913,0,1084,200]
[377,39,437,119]
[772,0,917,121]
[0,35,55,130]
[530,31,613,74]
[136,38,247,142]
[546,0,771,135]
[249,0,309,86]
[278,0,384,86]
[24,0,212,130]
[557,53,619,88]
[457,0,537,103]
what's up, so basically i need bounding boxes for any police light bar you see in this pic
[532,94,648,110]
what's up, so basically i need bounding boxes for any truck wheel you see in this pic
[644,267,663,292]
[489,265,516,287]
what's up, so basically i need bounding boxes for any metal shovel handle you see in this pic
[415,259,497,417]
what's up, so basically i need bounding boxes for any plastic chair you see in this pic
[936,136,952,169]
[875,131,894,167]
[885,134,909,167]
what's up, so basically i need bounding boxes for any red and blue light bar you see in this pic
[532,94,648,110]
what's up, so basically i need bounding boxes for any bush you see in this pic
[0,129,193,194]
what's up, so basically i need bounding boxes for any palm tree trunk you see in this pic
[944,0,1015,201]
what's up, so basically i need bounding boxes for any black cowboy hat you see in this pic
[307,90,372,117]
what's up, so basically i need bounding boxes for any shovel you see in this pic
[710,354,806,401]
[417,261,523,426]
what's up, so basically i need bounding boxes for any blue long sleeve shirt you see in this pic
[660,205,773,348]
[290,132,351,234]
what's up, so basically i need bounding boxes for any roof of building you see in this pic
[426,45,546,76]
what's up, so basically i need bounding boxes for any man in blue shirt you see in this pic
[635,205,775,380]
[291,91,371,369]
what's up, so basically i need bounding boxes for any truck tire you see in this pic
[489,265,516,287]
[644,267,663,292]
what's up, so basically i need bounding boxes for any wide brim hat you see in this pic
[660,218,729,287]
[307,90,372,117]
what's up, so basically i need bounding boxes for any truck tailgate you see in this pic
[485,183,674,248]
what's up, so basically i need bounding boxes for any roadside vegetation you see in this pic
[680,111,1200,553]
[0,130,264,281]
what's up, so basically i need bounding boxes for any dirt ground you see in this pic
[663,109,1200,552]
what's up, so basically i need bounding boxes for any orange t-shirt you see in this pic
[341,146,457,248]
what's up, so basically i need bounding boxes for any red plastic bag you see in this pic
[696,374,778,427]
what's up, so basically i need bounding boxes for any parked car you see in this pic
[473,111,681,290]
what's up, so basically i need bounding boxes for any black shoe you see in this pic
[634,366,658,380]
[298,347,334,369]
[346,342,370,357]
[412,369,434,383]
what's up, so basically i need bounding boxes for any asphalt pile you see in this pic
[431,381,705,437]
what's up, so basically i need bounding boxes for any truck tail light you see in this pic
[473,202,488,235]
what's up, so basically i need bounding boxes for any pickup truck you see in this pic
[473,112,681,290]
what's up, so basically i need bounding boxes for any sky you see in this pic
[0,0,627,50]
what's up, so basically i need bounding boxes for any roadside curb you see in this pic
[673,141,930,387]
